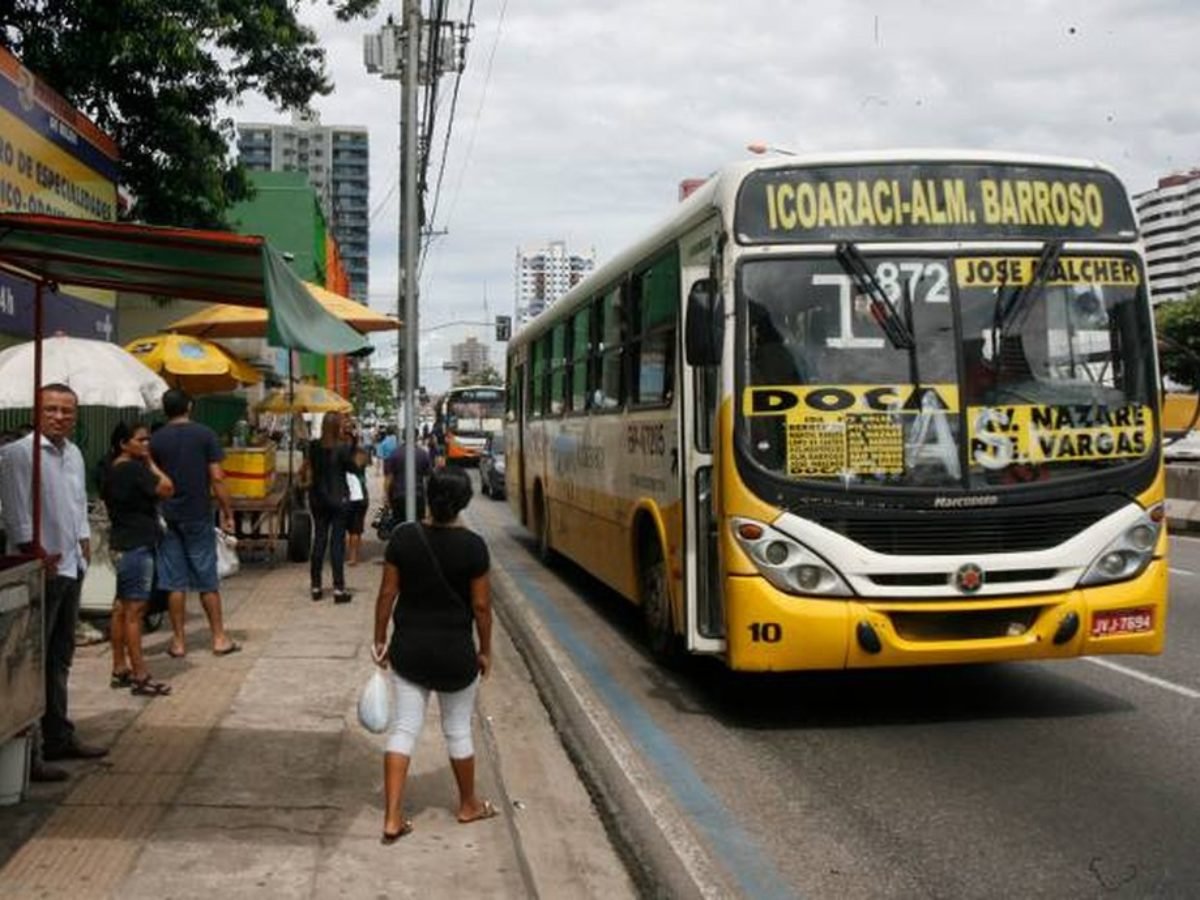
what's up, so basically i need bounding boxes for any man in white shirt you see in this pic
[0,383,108,781]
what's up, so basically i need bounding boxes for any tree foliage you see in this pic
[469,365,504,386]
[1155,293,1200,389]
[354,366,396,417]
[1,0,378,228]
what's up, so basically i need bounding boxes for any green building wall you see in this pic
[228,172,331,385]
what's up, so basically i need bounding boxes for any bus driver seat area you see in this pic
[747,300,811,471]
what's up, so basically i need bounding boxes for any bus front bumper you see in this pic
[724,559,1168,672]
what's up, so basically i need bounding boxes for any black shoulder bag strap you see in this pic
[409,522,471,616]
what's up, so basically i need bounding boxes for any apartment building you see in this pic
[237,111,370,301]
[514,240,595,325]
[450,335,491,384]
[1134,169,1200,303]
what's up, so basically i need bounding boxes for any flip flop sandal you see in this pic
[213,642,242,656]
[130,676,172,697]
[110,670,133,689]
[380,819,413,845]
[457,800,498,824]
[166,646,187,659]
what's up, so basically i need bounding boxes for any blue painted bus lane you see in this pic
[494,555,798,900]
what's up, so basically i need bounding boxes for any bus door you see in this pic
[514,362,528,525]
[679,223,726,652]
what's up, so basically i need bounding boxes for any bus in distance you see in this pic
[437,384,505,463]
[505,150,1167,671]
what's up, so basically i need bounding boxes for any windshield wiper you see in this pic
[901,273,922,396]
[996,239,1062,338]
[835,242,915,349]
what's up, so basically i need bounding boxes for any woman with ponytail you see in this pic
[370,466,495,843]
[103,421,174,696]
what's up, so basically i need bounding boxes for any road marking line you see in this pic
[1084,657,1200,700]
[1169,567,1194,577]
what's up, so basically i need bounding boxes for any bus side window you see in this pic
[550,322,568,416]
[597,288,624,410]
[531,334,549,418]
[571,305,590,412]
[544,337,554,417]
[631,251,679,407]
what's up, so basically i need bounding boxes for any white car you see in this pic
[1165,431,1200,463]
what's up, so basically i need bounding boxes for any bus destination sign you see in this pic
[736,163,1138,244]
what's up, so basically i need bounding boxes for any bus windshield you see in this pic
[444,387,505,436]
[738,252,1157,489]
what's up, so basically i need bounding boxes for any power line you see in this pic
[416,0,446,232]
[423,0,473,263]
[441,0,505,235]
[370,165,399,223]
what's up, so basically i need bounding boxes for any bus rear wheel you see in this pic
[640,538,681,665]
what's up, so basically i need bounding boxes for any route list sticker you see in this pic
[747,383,958,477]
[786,420,846,475]
[846,414,905,473]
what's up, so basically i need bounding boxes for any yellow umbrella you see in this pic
[303,283,400,332]
[257,382,352,414]
[168,283,399,337]
[125,334,262,395]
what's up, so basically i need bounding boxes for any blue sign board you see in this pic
[0,272,117,342]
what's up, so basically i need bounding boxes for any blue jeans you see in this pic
[113,545,156,601]
[311,504,348,590]
[157,519,219,593]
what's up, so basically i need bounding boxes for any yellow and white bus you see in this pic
[505,151,1168,670]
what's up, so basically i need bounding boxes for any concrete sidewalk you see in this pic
[0,514,635,898]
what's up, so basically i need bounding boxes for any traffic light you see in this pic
[495,314,512,342]
[460,360,469,375]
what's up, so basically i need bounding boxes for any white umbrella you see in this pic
[0,334,168,410]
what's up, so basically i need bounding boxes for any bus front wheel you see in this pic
[640,537,681,665]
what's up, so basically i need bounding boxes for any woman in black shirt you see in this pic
[103,422,174,696]
[371,466,494,843]
[301,411,354,602]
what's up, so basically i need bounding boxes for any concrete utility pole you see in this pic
[364,1,471,521]
[400,0,421,523]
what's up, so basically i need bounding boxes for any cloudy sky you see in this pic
[231,0,1200,392]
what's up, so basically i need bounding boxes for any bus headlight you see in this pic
[1079,506,1163,587]
[732,518,853,597]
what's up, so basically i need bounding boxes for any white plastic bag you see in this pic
[358,668,391,734]
[215,529,240,579]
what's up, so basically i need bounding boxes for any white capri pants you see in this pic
[385,670,479,758]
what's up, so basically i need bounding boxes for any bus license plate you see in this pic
[1091,608,1154,637]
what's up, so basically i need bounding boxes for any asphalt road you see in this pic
[466,481,1200,900]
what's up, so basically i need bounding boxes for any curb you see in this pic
[488,560,730,900]
[476,676,546,900]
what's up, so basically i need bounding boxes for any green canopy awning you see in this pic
[0,213,367,354]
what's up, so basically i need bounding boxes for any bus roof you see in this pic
[509,149,1126,348]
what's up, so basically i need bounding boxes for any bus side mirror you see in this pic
[685,278,723,367]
